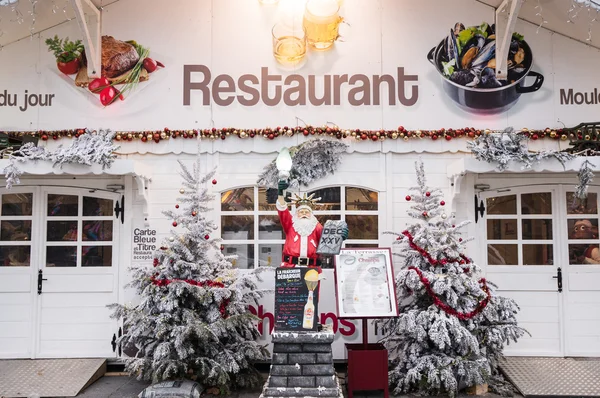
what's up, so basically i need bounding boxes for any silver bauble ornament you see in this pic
[441,213,447,219]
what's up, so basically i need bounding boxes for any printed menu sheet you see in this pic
[334,248,398,318]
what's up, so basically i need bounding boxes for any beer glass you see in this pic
[272,22,307,66]
[303,0,343,51]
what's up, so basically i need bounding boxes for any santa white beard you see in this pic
[292,214,319,237]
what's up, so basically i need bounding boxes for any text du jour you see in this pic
[0,90,55,112]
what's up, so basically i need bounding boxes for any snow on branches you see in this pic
[4,129,119,189]
[257,138,348,189]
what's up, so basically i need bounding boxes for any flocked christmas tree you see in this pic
[109,160,269,391]
[376,160,527,397]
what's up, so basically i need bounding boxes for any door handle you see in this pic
[552,267,562,293]
[37,270,48,295]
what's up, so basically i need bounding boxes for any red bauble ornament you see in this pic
[141,136,148,142]
[426,192,431,197]
[205,234,210,240]
[405,195,411,201]
[431,134,438,141]
[172,221,178,227]
[422,211,428,217]
[532,134,539,140]
[212,179,217,185]
[41,134,48,141]
[445,135,452,141]
[175,204,179,209]
[361,133,368,140]
[440,201,445,206]
[220,245,224,250]
[452,224,455,228]
[153,258,159,267]
[303,129,309,136]
[192,211,197,216]
[153,133,160,141]
[268,134,274,140]
[459,238,463,242]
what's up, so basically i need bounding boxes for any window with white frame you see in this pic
[485,192,554,266]
[220,186,380,269]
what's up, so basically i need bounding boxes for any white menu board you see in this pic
[333,248,399,319]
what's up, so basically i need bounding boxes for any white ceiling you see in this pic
[0,0,599,49]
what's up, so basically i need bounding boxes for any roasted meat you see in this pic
[101,36,139,78]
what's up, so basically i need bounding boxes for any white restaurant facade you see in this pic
[1,0,600,361]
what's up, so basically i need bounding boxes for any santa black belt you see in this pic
[283,255,321,266]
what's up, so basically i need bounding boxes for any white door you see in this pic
[560,187,600,356]
[0,188,37,358]
[0,187,120,359]
[480,188,563,356]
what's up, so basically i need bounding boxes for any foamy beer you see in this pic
[272,22,307,66]
[303,0,343,51]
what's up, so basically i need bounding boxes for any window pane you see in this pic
[222,244,254,269]
[315,214,340,227]
[566,192,598,215]
[82,246,112,267]
[2,193,33,216]
[569,244,600,264]
[523,244,553,265]
[221,188,254,211]
[487,244,518,265]
[346,215,378,240]
[47,221,78,241]
[83,221,113,241]
[1,220,31,241]
[0,246,30,266]
[308,188,340,211]
[258,215,284,239]
[486,195,516,215]
[258,187,278,211]
[221,216,254,240]
[346,188,378,211]
[568,219,599,240]
[48,194,78,216]
[522,193,552,215]
[486,219,517,240]
[258,244,283,267]
[522,219,553,240]
[83,197,113,216]
[47,246,77,267]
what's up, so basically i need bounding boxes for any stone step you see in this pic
[263,386,341,397]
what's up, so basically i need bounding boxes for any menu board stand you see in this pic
[333,248,398,398]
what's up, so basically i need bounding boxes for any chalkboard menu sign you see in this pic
[274,267,320,332]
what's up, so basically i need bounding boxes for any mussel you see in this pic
[480,67,503,88]
[453,22,465,36]
[460,34,485,69]
[450,69,480,87]
[471,40,496,69]
[443,28,459,63]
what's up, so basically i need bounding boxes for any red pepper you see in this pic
[99,86,120,106]
[156,61,165,68]
[143,58,158,73]
[89,77,110,93]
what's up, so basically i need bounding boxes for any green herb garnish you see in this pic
[45,35,84,63]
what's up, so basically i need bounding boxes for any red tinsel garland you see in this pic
[408,266,490,320]
[150,274,229,318]
[401,230,472,267]
[0,126,573,143]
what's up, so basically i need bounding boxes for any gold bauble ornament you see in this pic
[226,132,230,136]
[392,133,398,139]
[485,129,491,135]
[67,134,72,138]
[160,132,167,139]
[561,134,568,141]
[586,135,591,140]
[127,133,133,139]
[240,131,247,138]
[550,131,557,138]
[416,130,422,137]
[179,188,185,194]
[351,131,356,136]
[404,136,409,141]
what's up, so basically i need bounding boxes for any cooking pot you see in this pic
[427,38,544,115]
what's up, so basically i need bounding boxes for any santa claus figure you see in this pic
[276,180,348,268]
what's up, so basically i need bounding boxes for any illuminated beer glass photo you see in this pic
[303,0,343,51]
[272,22,307,66]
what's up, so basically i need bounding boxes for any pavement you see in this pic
[77,374,512,398]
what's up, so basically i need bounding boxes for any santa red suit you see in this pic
[276,201,323,268]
